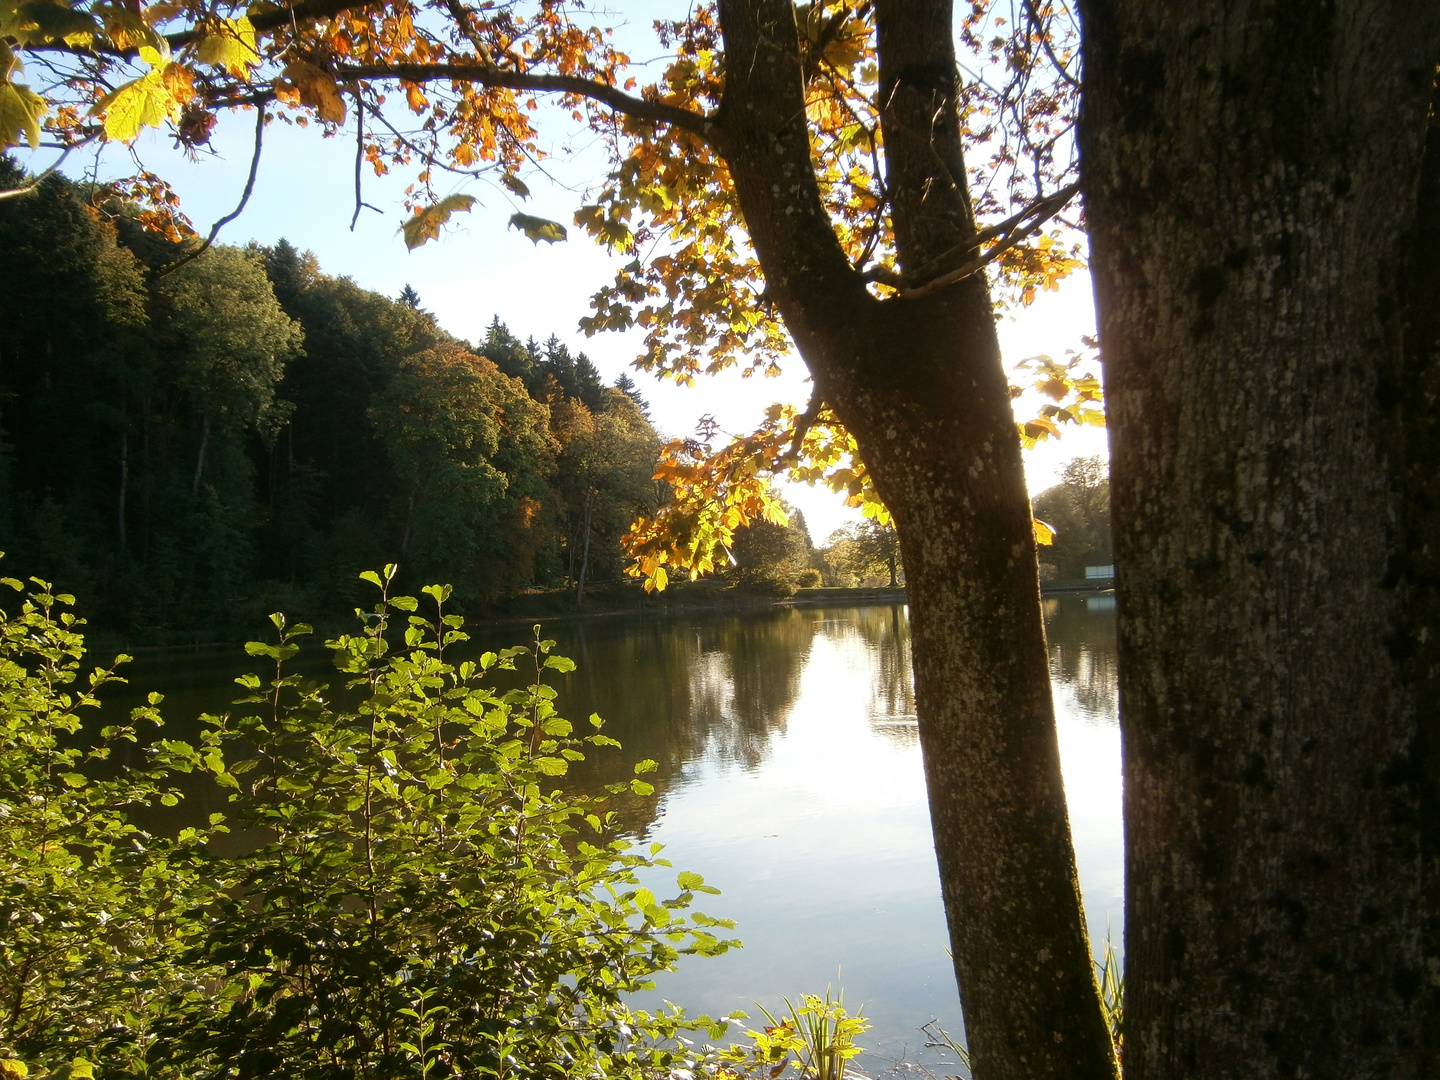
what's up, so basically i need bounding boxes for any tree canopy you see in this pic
[0,170,667,632]
[1031,455,1110,581]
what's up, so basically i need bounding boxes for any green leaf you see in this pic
[677,871,705,890]
[543,654,576,673]
[401,194,477,250]
[0,75,46,150]
[508,212,568,244]
[533,756,568,776]
[630,778,655,796]
[634,758,657,774]
[359,569,384,587]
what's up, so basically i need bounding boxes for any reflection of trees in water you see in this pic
[106,601,1111,847]
[847,604,917,749]
[1043,596,1118,720]
[545,609,815,837]
[694,608,815,769]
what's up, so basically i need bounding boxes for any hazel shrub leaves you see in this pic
[2,561,744,1079]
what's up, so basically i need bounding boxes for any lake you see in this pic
[101,595,1120,1073]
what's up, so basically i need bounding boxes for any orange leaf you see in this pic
[281,59,346,125]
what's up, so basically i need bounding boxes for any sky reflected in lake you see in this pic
[612,599,1121,1070]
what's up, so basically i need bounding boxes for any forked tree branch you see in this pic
[899,181,1077,299]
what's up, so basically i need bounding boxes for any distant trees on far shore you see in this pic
[0,163,665,635]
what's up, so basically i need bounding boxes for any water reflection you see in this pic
[96,597,1120,1071]
[1044,595,1119,720]
[854,605,917,749]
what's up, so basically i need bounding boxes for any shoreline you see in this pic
[83,581,1115,656]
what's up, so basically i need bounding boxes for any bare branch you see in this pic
[0,142,85,200]
[156,105,265,278]
[898,180,1079,300]
[351,97,365,230]
[781,389,827,465]
[1021,0,1080,90]
[441,0,501,70]
[859,180,1079,291]
[24,0,374,59]
[167,0,370,51]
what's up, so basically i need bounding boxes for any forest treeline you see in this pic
[0,161,667,635]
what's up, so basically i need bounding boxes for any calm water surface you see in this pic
[105,597,1120,1071]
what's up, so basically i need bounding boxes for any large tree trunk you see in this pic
[715,3,1116,1077]
[1079,3,1440,1074]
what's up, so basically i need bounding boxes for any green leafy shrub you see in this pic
[0,572,217,1071]
[151,566,739,1080]
[2,562,739,1080]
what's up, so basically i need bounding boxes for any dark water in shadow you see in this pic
[96,597,1120,1071]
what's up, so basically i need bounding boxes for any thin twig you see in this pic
[1021,0,1080,90]
[367,104,493,179]
[155,104,265,278]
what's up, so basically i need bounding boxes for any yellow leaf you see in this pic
[196,17,256,77]
[3,0,95,45]
[400,193,476,250]
[281,59,346,124]
[508,211,568,244]
[1,1061,29,1080]
[0,74,46,149]
[91,68,180,143]
[143,2,184,24]
[1033,518,1055,546]
[102,6,163,51]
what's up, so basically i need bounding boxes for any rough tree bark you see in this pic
[714,2,1117,1077]
[1079,3,1440,1074]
